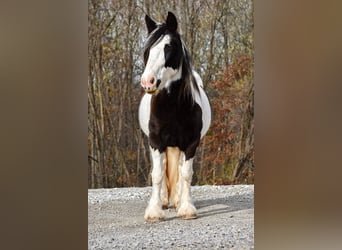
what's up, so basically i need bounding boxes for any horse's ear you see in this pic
[145,14,157,34]
[166,11,177,32]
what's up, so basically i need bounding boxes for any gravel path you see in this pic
[88,185,254,249]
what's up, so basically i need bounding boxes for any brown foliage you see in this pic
[88,0,254,188]
[201,54,254,184]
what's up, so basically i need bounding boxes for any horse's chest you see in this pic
[148,100,202,151]
[150,108,196,133]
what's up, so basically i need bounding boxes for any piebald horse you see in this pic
[139,12,211,221]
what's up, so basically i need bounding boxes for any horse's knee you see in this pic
[180,159,194,182]
[150,147,164,184]
[151,166,163,184]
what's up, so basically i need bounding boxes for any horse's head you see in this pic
[141,12,185,95]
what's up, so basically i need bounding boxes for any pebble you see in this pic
[88,185,254,249]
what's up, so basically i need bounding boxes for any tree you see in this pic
[88,0,254,188]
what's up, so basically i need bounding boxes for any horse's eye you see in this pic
[165,44,172,52]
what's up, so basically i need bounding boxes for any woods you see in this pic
[88,0,254,188]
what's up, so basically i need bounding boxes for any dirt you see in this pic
[88,185,254,249]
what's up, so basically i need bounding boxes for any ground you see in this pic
[88,185,254,249]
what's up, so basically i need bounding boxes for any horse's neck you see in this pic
[167,78,184,95]
[152,79,194,111]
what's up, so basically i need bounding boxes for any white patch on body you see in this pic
[138,93,152,136]
[191,70,211,138]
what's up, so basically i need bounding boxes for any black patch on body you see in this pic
[164,38,182,69]
[149,83,202,160]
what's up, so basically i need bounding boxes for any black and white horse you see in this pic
[139,12,211,221]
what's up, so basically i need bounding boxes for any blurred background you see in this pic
[88,0,254,188]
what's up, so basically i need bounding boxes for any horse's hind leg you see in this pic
[160,156,169,209]
[144,147,166,222]
[177,157,197,219]
[166,147,180,209]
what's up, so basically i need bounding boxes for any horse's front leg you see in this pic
[177,157,197,219]
[144,147,166,222]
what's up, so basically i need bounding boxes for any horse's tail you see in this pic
[166,146,181,209]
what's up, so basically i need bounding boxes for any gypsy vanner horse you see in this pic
[139,12,211,221]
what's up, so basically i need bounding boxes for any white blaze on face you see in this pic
[141,35,182,91]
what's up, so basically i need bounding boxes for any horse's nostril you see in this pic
[149,77,155,84]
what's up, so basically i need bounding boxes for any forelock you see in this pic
[143,25,167,54]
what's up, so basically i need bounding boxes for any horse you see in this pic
[139,11,211,222]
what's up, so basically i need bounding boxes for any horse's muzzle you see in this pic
[141,76,160,95]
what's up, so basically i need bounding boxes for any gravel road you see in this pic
[88,185,254,249]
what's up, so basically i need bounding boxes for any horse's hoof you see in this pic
[144,216,165,222]
[179,214,197,220]
[144,206,165,222]
[177,202,197,220]
[173,199,179,210]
